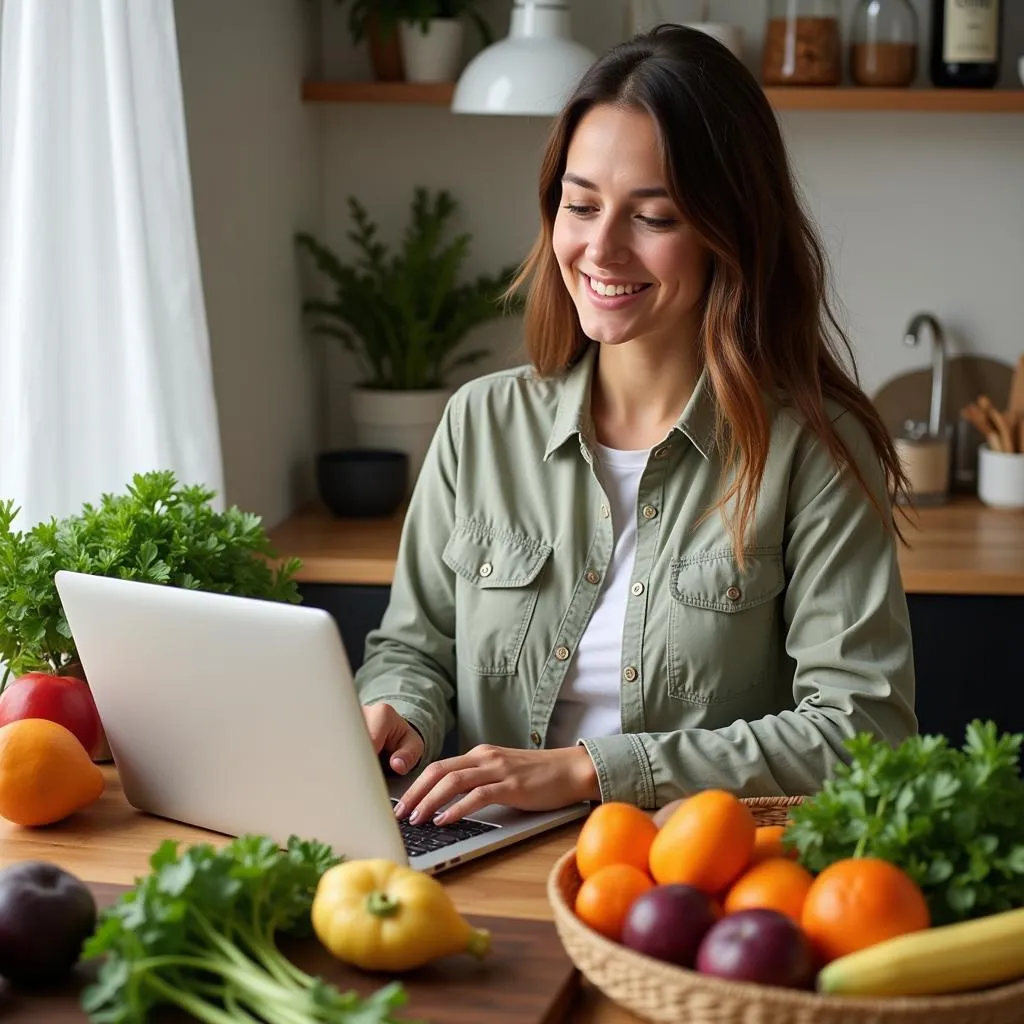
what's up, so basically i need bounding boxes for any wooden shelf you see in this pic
[302,79,1024,113]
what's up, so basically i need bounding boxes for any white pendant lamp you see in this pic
[451,1,597,116]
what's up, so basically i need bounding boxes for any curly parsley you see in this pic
[785,720,1024,926]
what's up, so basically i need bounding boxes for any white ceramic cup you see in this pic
[977,445,1024,509]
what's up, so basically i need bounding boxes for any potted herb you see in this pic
[0,470,301,688]
[296,187,522,484]
[328,0,409,81]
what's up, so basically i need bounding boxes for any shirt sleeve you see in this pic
[353,396,461,768]
[581,410,918,807]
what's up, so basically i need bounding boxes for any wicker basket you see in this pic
[547,796,1024,1024]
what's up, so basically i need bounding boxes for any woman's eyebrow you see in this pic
[561,172,669,199]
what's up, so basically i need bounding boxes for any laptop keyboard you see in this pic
[390,800,500,857]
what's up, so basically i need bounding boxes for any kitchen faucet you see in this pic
[904,313,947,438]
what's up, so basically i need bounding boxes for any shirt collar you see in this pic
[544,344,718,461]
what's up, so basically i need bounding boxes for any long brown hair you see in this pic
[511,25,909,554]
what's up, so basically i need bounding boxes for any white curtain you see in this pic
[0,0,224,529]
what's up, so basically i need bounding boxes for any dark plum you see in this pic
[621,884,720,967]
[695,908,815,990]
[0,861,97,988]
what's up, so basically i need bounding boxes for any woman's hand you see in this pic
[362,703,424,776]
[394,744,600,826]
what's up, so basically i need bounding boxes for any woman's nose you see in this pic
[585,217,629,266]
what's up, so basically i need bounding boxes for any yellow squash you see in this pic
[817,904,1024,997]
[311,859,491,972]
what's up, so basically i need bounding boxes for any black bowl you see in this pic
[316,449,408,518]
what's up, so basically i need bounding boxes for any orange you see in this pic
[575,802,658,880]
[0,718,105,826]
[749,824,798,865]
[648,789,756,894]
[574,863,654,942]
[801,857,931,964]
[723,856,815,924]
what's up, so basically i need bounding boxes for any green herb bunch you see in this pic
[0,470,302,685]
[296,187,523,391]
[82,834,412,1024]
[785,720,1024,926]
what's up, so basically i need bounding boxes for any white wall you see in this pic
[316,0,1024,445]
[174,0,1024,516]
[174,0,322,525]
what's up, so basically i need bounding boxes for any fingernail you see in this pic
[408,809,420,825]
[433,812,447,826]
[391,755,406,773]
[393,801,405,818]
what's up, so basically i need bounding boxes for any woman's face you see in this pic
[552,104,710,351]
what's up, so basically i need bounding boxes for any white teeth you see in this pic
[586,275,647,297]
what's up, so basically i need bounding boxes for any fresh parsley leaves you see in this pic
[785,720,1024,926]
[81,834,413,1024]
[0,470,301,684]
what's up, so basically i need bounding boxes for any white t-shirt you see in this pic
[546,443,648,748]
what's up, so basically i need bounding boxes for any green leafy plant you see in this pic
[82,833,412,1024]
[0,470,302,686]
[296,187,522,391]
[785,720,1024,926]
[329,0,492,45]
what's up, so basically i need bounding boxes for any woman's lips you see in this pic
[581,272,653,308]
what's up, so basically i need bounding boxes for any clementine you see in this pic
[749,824,798,865]
[575,802,658,880]
[574,863,654,942]
[723,856,815,924]
[801,857,931,964]
[648,789,756,893]
[0,718,105,826]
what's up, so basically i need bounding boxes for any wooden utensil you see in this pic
[1008,356,1024,420]
[978,395,1015,453]
[961,401,1003,451]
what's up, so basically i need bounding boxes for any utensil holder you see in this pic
[978,445,1024,510]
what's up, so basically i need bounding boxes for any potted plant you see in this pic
[328,0,409,81]
[296,187,522,485]
[399,0,494,83]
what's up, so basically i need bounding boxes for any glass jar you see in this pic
[850,0,918,87]
[763,0,842,87]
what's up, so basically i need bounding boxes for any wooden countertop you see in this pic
[0,768,633,1024]
[268,496,1024,596]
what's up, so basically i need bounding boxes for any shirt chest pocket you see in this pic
[667,549,785,706]
[442,525,552,677]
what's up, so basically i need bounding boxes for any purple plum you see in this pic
[621,884,720,968]
[695,908,815,990]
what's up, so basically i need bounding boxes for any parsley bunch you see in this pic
[82,834,412,1024]
[786,720,1024,926]
[0,470,302,684]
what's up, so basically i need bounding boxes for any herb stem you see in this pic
[854,792,889,859]
[145,974,241,1024]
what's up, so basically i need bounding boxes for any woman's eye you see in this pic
[563,203,596,217]
[637,214,677,229]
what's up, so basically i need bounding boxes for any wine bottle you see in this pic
[930,0,1003,88]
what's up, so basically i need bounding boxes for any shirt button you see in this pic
[584,568,601,585]
[653,445,670,460]
[623,666,639,682]
[726,586,742,601]
[630,581,645,596]
[478,562,493,578]
[530,730,542,747]
[642,505,658,520]
[555,645,571,661]
[599,503,610,519]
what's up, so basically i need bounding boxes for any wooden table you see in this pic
[269,496,1024,596]
[0,768,633,1024]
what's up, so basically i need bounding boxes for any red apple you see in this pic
[0,673,103,758]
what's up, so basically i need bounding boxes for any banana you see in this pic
[817,905,1024,998]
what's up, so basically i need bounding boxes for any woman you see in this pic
[356,26,916,826]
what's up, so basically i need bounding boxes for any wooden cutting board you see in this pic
[0,882,580,1023]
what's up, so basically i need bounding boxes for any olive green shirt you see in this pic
[354,347,917,807]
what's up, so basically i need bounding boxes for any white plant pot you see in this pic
[350,387,451,488]
[399,18,465,83]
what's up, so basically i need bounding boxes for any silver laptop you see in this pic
[54,570,590,874]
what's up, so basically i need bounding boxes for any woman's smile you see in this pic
[580,271,654,309]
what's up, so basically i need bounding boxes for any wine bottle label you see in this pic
[943,0,999,64]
